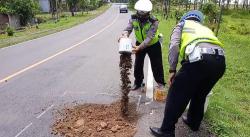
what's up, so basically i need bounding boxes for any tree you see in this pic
[226,0,231,9]
[79,0,90,13]
[201,2,220,31]
[243,0,249,10]
[66,0,79,16]
[128,0,136,8]
[0,0,39,26]
[234,0,239,9]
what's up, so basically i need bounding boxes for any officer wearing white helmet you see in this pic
[150,10,226,137]
[120,0,165,90]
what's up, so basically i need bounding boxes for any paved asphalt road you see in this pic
[0,4,139,137]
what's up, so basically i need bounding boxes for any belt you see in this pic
[200,48,225,56]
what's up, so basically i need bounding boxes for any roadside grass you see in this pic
[158,12,250,137]
[0,4,110,49]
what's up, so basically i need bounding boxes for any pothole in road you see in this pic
[51,101,139,137]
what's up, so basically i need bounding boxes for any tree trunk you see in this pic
[71,9,75,16]
[168,0,170,14]
[185,0,188,11]
[200,0,204,9]
[226,0,230,9]
[216,0,224,36]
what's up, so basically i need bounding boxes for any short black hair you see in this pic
[186,17,200,22]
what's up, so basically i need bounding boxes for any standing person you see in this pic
[149,10,226,137]
[119,0,165,90]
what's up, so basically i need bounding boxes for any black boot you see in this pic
[182,116,199,131]
[131,84,141,90]
[149,127,175,137]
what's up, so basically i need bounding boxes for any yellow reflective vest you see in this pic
[132,16,159,46]
[180,20,223,59]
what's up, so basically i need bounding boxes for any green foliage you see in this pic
[174,9,185,22]
[201,2,220,24]
[6,26,14,36]
[66,0,79,16]
[36,16,47,24]
[79,0,90,11]
[0,0,39,26]
[128,0,136,9]
[67,0,105,16]
[236,23,250,35]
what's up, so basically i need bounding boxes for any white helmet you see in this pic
[134,0,153,12]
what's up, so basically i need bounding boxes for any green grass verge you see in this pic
[0,4,110,49]
[158,12,250,137]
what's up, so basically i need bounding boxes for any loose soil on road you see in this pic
[52,101,139,137]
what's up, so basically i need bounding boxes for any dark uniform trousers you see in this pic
[161,54,226,132]
[134,41,165,86]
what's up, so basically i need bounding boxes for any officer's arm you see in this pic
[138,20,159,50]
[122,19,133,37]
[168,22,184,72]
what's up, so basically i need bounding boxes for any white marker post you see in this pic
[146,59,154,101]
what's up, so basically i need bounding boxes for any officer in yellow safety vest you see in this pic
[119,0,165,90]
[150,10,226,137]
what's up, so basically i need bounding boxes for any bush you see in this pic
[36,16,47,24]
[174,10,185,23]
[201,2,220,24]
[237,24,250,35]
[60,13,68,18]
[6,27,14,36]
[0,0,40,26]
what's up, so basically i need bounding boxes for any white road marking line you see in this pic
[146,59,154,100]
[136,95,142,111]
[0,13,120,84]
[36,104,54,119]
[14,122,33,137]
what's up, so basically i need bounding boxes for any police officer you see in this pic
[150,10,226,137]
[119,0,165,90]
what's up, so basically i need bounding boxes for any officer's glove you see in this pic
[132,45,140,54]
[168,72,176,86]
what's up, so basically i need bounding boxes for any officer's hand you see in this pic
[132,45,140,54]
[118,32,128,43]
[168,72,176,86]
[118,35,126,43]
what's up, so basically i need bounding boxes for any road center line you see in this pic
[0,13,119,84]
[14,122,33,137]
[36,104,55,119]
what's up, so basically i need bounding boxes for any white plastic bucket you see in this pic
[186,92,213,113]
[119,38,132,54]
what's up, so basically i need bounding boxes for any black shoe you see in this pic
[182,116,199,131]
[149,127,175,137]
[131,84,141,90]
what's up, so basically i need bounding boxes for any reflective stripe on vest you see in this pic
[132,20,159,46]
[180,20,223,59]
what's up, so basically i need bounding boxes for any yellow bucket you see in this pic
[154,87,167,102]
